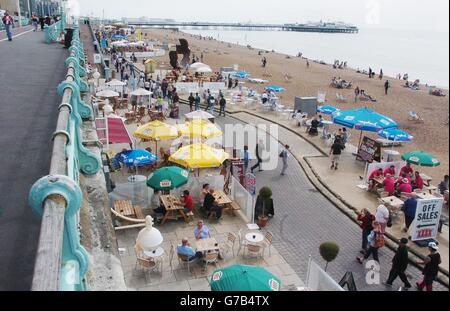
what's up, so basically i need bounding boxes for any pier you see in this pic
[126,21,359,34]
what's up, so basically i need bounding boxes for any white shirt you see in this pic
[375,205,389,224]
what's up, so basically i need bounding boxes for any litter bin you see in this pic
[64,28,74,49]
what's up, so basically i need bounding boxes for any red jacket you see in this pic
[357,214,375,231]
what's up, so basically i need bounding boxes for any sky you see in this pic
[72,0,449,31]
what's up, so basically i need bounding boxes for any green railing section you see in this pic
[28,20,101,291]
[44,9,65,44]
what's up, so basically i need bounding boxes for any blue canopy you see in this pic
[317,105,340,115]
[116,149,158,167]
[265,85,286,93]
[111,34,127,40]
[378,128,413,142]
[332,107,398,132]
[233,71,250,79]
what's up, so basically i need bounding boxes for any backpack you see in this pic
[375,232,385,248]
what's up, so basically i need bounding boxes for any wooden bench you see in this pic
[134,206,145,220]
[223,201,241,216]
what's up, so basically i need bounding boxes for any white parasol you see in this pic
[130,88,153,96]
[96,90,120,98]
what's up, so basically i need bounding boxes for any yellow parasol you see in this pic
[176,119,223,140]
[133,120,180,152]
[169,143,230,169]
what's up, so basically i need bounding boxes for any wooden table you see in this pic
[213,190,232,206]
[420,173,433,187]
[113,200,136,217]
[195,238,219,253]
[160,195,188,225]
[372,176,385,186]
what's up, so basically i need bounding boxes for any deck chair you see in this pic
[136,106,147,124]
[336,93,347,103]
[408,111,424,123]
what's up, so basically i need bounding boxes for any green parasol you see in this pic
[146,166,190,191]
[401,151,441,167]
[210,265,281,291]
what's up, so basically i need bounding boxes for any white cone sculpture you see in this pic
[136,216,163,251]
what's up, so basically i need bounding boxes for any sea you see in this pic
[182,27,449,89]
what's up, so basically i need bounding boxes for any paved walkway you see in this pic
[0,31,68,290]
[0,25,33,41]
[212,108,447,291]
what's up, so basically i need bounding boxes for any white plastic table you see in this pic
[143,247,165,258]
[245,232,264,244]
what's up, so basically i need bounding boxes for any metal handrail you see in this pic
[28,22,101,291]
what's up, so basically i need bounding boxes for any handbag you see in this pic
[375,233,385,248]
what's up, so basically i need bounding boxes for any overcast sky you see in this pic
[74,0,449,31]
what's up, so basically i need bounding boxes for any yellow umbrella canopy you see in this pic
[169,143,230,169]
[176,119,223,140]
[134,120,180,141]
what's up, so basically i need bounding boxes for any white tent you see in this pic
[190,62,210,70]
[195,66,213,73]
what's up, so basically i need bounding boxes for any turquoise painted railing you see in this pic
[44,9,66,44]
[28,21,101,291]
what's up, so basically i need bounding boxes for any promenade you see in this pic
[0,30,67,290]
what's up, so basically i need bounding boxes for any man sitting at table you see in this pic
[368,168,384,191]
[177,238,203,261]
[204,189,222,221]
[194,220,211,240]
[181,190,194,214]
[400,163,414,177]
[383,174,396,196]
[384,165,396,177]
[396,173,412,187]
[412,171,425,191]
[397,178,413,196]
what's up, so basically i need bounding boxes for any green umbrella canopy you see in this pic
[401,151,441,167]
[210,265,281,291]
[147,166,190,191]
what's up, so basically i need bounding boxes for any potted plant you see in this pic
[319,242,340,271]
[256,187,273,228]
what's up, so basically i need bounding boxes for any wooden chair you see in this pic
[177,252,199,274]
[134,244,158,276]
[136,106,147,124]
[221,232,237,258]
[243,244,264,261]
[168,244,175,273]
[203,251,219,271]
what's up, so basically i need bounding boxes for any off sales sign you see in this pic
[412,198,444,241]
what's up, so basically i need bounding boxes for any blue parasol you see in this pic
[317,105,340,115]
[378,128,413,142]
[233,71,250,79]
[116,149,158,167]
[265,85,286,93]
[332,107,398,132]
